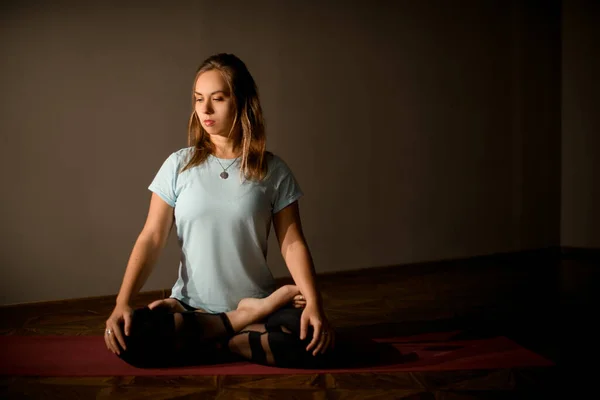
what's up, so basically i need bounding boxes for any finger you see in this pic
[306,323,321,352]
[321,332,332,355]
[313,331,327,356]
[110,335,121,355]
[110,325,126,354]
[319,325,335,355]
[123,313,132,337]
[316,334,329,355]
[107,328,119,354]
[105,326,118,354]
[104,329,113,353]
[300,315,308,341]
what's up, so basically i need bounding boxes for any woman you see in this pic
[104,53,335,368]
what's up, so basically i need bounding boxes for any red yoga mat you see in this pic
[0,331,553,376]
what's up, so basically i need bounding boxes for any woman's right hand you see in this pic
[104,303,133,356]
[293,294,307,309]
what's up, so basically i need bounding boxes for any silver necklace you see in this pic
[214,155,240,179]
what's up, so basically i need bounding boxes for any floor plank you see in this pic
[1,251,585,398]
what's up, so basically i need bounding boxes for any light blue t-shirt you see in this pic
[148,147,303,313]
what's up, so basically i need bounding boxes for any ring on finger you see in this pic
[106,328,112,335]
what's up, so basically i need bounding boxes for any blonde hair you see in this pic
[181,53,270,182]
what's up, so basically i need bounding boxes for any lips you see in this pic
[203,120,215,127]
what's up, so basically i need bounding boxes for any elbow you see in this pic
[138,229,168,250]
[281,239,307,260]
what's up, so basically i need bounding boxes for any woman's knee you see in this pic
[264,307,329,368]
[116,307,178,368]
[266,331,329,368]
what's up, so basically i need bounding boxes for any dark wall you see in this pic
[561,0,600,248]
[0,0,565,305]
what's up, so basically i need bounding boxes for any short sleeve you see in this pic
[148,152,180,207]
[272,159,304,214]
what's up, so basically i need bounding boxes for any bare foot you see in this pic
[147,298,187,313]
[237,285,300,319]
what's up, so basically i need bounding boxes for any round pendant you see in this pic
[220,171,229,179]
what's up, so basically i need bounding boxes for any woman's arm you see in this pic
[273,200,334,355]
[116,193,175,305]
[272,201,320,307]
[105,193,175,354]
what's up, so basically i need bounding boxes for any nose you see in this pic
[197,100,213,115]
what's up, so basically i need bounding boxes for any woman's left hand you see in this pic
[300,303,335,356]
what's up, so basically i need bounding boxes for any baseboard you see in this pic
[0,289,170,310]
[560,246,600,262]
[313,246,564,279]
[1,246,596,309]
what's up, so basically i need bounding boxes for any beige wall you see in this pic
[561,0,600,248]
[0,0,565,305]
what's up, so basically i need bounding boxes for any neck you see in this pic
[210,134,242,159]
[213,145,241,159]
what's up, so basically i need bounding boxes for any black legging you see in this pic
[116,302,332,369]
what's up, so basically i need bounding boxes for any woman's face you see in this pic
[194,69,237,138]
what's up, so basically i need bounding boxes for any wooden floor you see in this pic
[1,249,596,399]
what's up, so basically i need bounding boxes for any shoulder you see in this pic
[172,146,194,161]
[265,151,293,176]
[161,147,194,168]
[151,147,195,177]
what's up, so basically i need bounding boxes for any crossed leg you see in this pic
[226,306,330,368]
[117,285,301,368]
